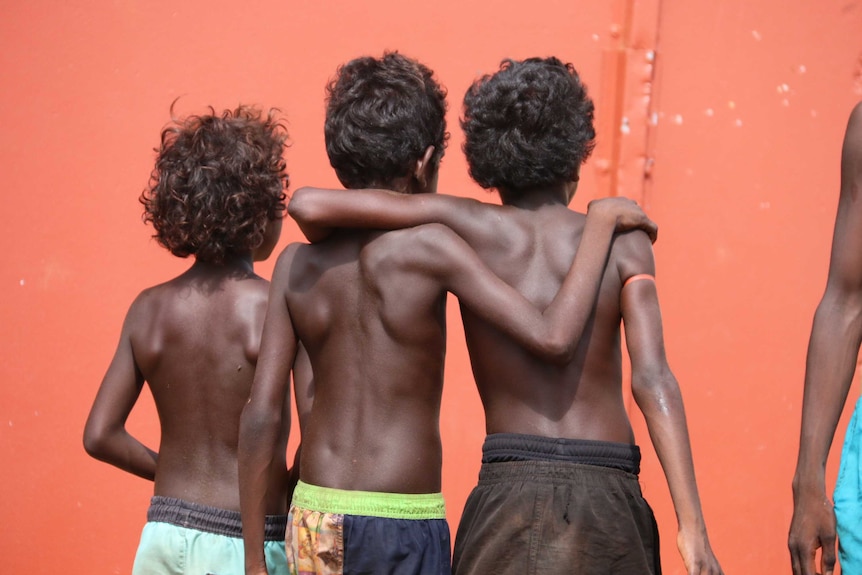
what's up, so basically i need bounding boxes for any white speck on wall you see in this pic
[592,33,600,41]
[649,112,659,126]
[752,30,762,41]
[8,421,12,427]
[673,114,683,125]
[735,119,744,127]
[728,100,736,109]
[645,50,655,62]
[19,279,25,286]
[620,117,631,134]
[797,65,807,74]
[705,108,714,117]
[777,83,790,93]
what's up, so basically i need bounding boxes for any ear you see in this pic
[413,146,436,186]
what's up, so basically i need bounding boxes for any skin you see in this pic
[790,101,862,575]
[288,181,723,575]
[83,218,288,516]
[238,149,657,575]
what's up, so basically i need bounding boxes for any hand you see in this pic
[677,528,724,575]
[789,487,837,575]
[587,197,658,243]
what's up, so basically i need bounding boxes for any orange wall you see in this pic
[1,1,860,573]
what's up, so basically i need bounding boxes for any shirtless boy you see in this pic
[790,101,862,575]
[83,106,291,575]
[288,57,723,575]
[238,52,656,575]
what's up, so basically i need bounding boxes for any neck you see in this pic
[499,183,572,210]
[191,253,255,274]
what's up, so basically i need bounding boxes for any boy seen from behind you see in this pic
[84,106,291,575]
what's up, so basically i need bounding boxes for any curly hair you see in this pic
[140,105,288,263]
[324,52,449,190]
[461,57,595,197]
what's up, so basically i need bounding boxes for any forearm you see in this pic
[634,374,707,532]
[288,186,481,243]
[238,407,282,573]
[83,427,157,480]
[794,296,862,488]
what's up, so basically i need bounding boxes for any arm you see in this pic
[409,199,656,364]
[620,234,722,575]
[790,101,862,575]
[83,301,158,480]
[239,247,299,575]
[288,186,493,244]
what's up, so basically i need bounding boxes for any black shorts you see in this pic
[452,434,661,575]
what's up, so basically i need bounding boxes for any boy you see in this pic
[238,53,655,575]
[84,105,291,575]
[790,101,862,575]
[288,57,723,575]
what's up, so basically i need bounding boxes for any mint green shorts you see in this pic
[131,496,288,575]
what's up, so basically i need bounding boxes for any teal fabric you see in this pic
[835,396,862,574]
[131,521,288,575]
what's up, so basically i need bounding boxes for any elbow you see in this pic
[83,422,110,460]
[541,333,578,366]
[631,367,683,413]
[287,187,317,224]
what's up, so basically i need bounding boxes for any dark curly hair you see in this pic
[140,105,288,263]
[461,57,595,198]
[324,52,449,190]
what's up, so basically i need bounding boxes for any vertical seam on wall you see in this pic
[596,0,662,204]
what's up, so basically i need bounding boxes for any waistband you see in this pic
[482,433,640,474]
[146,496,287,541]
[291,480,446,520]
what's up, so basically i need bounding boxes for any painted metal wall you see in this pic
[1,1,860,573]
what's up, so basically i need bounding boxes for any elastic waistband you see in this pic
[147,496,287,541]
[291,481,446,520]
[482,433,640,474]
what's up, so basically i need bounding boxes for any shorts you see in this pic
[288,480,451,575]
[452,434,661,575]
[131,496,288,575]
[835,396,862,574]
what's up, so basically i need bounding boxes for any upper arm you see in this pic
[84,299,146,442]
[288,186,499,247]
[404,224,568,360]
[616,232,668,382]
[826,102,862,297]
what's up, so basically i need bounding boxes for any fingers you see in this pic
[820,536,837,575]
[643,218,658,243]
[789,541,818,575]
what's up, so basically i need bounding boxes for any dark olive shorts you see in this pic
[452,434,661,575]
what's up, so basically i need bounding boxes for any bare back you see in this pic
[462,203,642,443]
[130,264,290,511]
[284,228,448,494]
